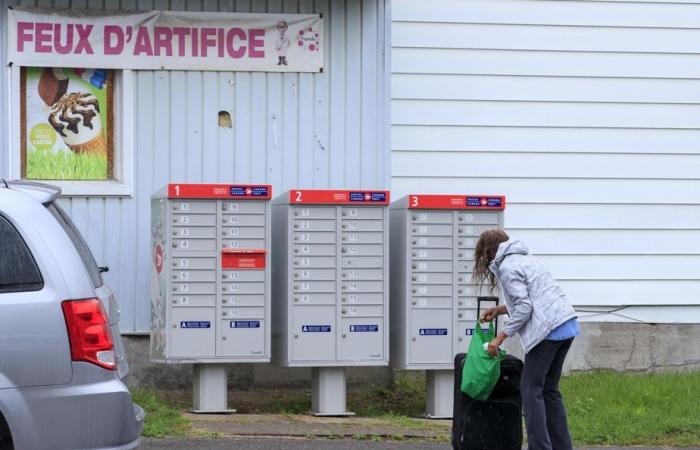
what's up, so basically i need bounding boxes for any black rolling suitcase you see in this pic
[451,297,524,450]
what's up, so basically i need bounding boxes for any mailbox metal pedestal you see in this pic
[425,369,453,419]
[192,364,235,413]
[390,194,505,419]
[311,367,354,416]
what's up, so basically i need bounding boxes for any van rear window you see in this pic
[0,215,43,293]
[46,203,104,288]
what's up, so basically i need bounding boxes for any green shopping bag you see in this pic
[460,320,506,400]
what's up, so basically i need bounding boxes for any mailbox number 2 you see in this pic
[295,191,303,202]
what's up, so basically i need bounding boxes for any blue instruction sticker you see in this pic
[230,321,261,328]
[419,328,448,336]
[180,321,211,329]
[466,328,490,336]
[302,325,332,333]
[349,324,379,333]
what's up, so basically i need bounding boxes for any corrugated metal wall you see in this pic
[391,0,700,322]
[1,0,390,333]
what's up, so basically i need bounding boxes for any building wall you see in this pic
[1,0,391,333]
[391,0,700,323]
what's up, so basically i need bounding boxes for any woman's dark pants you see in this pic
[521,338,575,450]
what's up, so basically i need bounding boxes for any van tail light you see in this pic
[62,298,116,370]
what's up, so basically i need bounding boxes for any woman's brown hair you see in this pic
[472,229,510,291]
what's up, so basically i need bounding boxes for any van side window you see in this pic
[0,215,43,293]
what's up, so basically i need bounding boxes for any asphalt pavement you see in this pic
[140,437,447,449]
[140,437,699,450]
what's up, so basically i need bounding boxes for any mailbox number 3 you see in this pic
[411,196,419,207]
[295,191,303,202]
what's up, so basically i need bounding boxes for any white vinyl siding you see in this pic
[391,0,700,322]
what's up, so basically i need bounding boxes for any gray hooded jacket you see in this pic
[489,239,577,354]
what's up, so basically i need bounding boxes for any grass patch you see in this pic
[349,371,426,417]
[563,370,700,447]
[131,389,191,438]
[26,147,107,180]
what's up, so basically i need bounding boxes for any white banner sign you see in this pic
[7,7,324,72]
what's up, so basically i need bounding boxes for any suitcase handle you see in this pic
[477,296,499,335]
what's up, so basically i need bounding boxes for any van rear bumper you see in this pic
[0,362,144,450]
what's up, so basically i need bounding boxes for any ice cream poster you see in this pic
[21,67,113,180]
[8,8,324,73]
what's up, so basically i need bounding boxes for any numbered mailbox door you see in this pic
[291,306,336,362]
[341,319,384,361]
[409,309,452,365]
[169,308,216,358]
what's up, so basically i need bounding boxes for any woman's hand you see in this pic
[487,334,507,357]
[480,307,499,323]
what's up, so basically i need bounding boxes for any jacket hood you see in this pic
[490,239,529,271]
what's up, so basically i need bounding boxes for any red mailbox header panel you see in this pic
[288,189,390,205]
[407,195,505,210]
[168,184,272,199]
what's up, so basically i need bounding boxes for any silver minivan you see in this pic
[0,181,144,450]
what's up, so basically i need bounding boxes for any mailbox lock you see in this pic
[459,290,464,294]
[412,337,417,342]
[294,261,299,266]
[342,273,347,278]
[294,334,299,338]
[294,298,299,303]
[342,237,346,241]
[411,301,416,306]
[222,336,227,341]
[223,287,228,292]
[294,236,299,241]
[341,247,347,253]
[412,264,417,269]
[458,313,463,318]
[294,273,299,278]
[223,231,228,236]
[222,299,228,304]
[459,337,463,342]
[458,277,463,282]
[342,334,347,338]
[412,228,417,232]
[411,276,416,281]
[222,312,228,317]
[459,253,464,258]
[341,309,347,314]
[342,224,347,229]
[341,297,346,302]
[294,211,299,216]
[172,243,178,248]
[458,216,463,222]
[172,324,177,328]
[412,240,417,245]
[341,211,347,217]
[412,215,417,220]
[294,224,299,229]
[458,301,463,306]
[294,249,299,254]
[172,274,177,279]
[223,273,228,279]
[459,240,464,246]
[172,300,177,305]
[458,228,463,233]
[412,289,416,293]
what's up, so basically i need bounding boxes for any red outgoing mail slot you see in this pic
[222,249,266,269]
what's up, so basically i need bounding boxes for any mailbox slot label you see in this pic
[302,325,332,332]
[349,324,379,332]
[230,320,261,328]
[419,328,448,336]
[180,321,211,329]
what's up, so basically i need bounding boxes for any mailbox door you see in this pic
[220,319,266,357]
[340,318,384,361]
[169,308,216,358]
[291,306,336,362]
[409,309,452,365]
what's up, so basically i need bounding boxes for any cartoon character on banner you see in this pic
[275,20,290,66]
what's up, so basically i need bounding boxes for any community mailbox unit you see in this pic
[151,183,272,413]
[272,189,390,416]
[390,194,505,418]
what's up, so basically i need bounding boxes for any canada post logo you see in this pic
[230,186,269,197]
[466,196,502,208]
[349,192,386,202]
